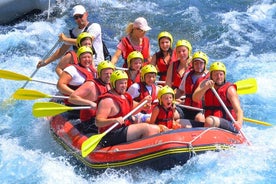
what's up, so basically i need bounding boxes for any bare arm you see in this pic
[149,106,159,124]
[192,79,213,102]
[57,72,74,95]
[227,86,243,126]
[165,62,174,87]
[69,81,97,108]
[95,98,124,127]
[55,53,73,77]
[111,49,122,65]
[150,53,157,66]
[37,43,71,68]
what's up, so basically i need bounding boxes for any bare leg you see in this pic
[126,123,160,141]
[205,116,220,127]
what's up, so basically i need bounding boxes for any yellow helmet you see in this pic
[192,51,208,66]
[127,51,144,68]
[209,61,226,74]
[176,39,192,57]
[97,60,115,76]
[77,46,93,60]
[157,85,175,104]
[140,64,157,82]
[158,31,173,48]
[76,32,93,48]
[110,70,128,88]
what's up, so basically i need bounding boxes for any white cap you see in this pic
[133,17,151,32]
[72,5,86,16]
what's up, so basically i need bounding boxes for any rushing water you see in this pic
[0,0,276,183]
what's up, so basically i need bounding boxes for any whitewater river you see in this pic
[0,0,276,183]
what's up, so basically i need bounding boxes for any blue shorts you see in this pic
[219,118,239,133]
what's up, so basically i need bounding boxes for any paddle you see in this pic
[115,66,128,71]
[176,104,204,112]
[235,78,257,95]
[176,103,271,126]
[81,100,148,157]
[21,40,60,88]
[0,69,56,85]
[211,87,249,143]
[13,89,68,100]
[243,117,272,126]
[32,102,91,117]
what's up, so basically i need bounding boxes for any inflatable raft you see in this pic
[49,112,247,171]
[0,0,58,24]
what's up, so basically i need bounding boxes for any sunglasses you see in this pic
[135,28,145,32]
[74,14,84,20]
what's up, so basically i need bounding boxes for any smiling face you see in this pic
[211,70,225,86]
[79,52,92,68]
[115,79,128,95]
[176,46,189,60]
[159,37,171,51]
[100,68,113,84]
[144,73,157,85]
[130,58,143,71]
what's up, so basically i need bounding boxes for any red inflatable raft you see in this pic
[49,112,247,171]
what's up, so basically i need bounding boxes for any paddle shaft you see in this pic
[211,87,249,143]
[176,104,204,112]
[31,79,56,85]
[51,95,69,99]
[21,40,60,88]
[243,117,272,126]
[115,66,128,71]
[101,100,148,135]
[81,100,148,157]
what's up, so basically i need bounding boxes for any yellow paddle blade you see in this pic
[81,133,106,157]
[243,117,272,126]
[235,78,257,95]
[32,102,73,117]
[13,89,51,100]
[0,69,31,81]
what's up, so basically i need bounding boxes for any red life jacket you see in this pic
[155,49,172,81]
[121,36,150,67]
[63,64,97,105]
[155,105,174,129]
[98,92,133,133]
[73,64,97,81]
[204,82,237,121]
[171,60,192,89]
[66,50,78,65]
[127,70,141,89]
[79,78,111,122]
[183,70,210,108]
[133,82,158,113]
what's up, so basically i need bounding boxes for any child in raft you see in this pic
[149,85,192,132]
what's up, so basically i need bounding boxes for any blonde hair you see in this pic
[125,23,134,35]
